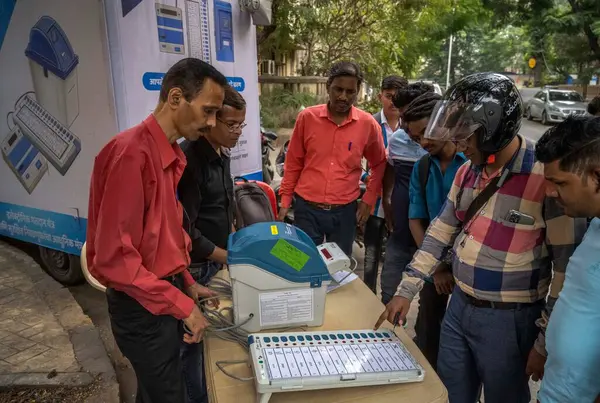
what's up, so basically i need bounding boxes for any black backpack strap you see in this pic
[463,171,513,225]
[418,154,431,221]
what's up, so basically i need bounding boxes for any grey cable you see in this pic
[199,278,252,349]
[198,271,353,383]
[215,360,254,382]
[336,256,359,284]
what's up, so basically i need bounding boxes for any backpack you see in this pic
[418,154,432,224]
[233,178,277,229]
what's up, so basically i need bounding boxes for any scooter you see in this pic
[261,127,277,184]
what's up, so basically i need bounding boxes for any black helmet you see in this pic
[424,72,522,155]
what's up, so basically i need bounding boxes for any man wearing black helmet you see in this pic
[375,73,587,403]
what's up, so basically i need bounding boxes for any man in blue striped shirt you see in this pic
[379,82,432,304]
[362,75,407,292]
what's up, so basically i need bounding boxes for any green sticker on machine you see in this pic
[270,239,310,271]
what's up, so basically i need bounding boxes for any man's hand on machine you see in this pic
[186,282,219,308]
[183,304,210,344]
[373,296,411,330]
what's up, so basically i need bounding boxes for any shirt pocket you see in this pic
[335,140,363,174]
[483,212,544,266]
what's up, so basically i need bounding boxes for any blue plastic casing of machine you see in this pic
[25,16,79,80]
[227,222,331,287]
[214,0,234,62]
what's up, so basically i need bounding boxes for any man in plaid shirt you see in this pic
[376,73,588,403]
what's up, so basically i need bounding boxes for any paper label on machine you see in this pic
[259,289,314,327]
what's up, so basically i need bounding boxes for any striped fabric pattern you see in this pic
[396,136,588,345]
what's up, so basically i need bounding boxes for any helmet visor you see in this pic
[424,100,482,142]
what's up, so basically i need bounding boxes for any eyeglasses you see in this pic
[217,118,247,132]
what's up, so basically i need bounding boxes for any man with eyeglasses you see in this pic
[177,85,246,403]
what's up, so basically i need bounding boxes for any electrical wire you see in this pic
[200,278,252,349]
[6,111,14,131]
[335,256,359,284]
[200,255,358,383]
[215,360,254,382]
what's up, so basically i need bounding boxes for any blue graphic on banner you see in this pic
[142,72,164,91]
[0,202,86,255]
[240,170,262,181]
[143,72,246,93]
[226,76,245,92]
[0,0,16,50]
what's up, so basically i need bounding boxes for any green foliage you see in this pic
[481,0,600,85]
[259,0,491,86]
[421,24,529,83]
[358,97,381,115]
[260,88,319,129]
[259,0,600,95]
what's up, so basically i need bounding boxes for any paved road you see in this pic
[69,285,137,403]
[519,87,549,143]
[519,119,548,142]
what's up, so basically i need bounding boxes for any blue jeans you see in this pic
[438,287,543,403]
[180,261,221,403]
[380,231,416,305]
[180,341,206,403]
[293,197,357,256]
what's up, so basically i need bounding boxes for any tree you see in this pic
[257,0,491,85]
[482,0,600,85]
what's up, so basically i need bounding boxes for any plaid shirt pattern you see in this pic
[396,136,588,353]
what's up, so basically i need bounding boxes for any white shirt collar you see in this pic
[381,109,399,131]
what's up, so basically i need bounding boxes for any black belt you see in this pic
[463,292,537,310]
[162,272,185,290]
[297,194,354,211]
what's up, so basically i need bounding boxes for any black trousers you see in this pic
[294,197,357,256]
[363,215,386,293]
[107,288,185,403]
[414,281,449,371]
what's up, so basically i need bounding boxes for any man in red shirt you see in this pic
[278,61,387,255]
[86,58,228,403]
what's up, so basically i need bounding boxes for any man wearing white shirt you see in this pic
[362,75,407,292]
[379,82,433,303]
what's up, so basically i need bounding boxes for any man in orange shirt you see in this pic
[278,61,387,255]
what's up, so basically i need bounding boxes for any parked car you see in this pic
[525,89,588,124]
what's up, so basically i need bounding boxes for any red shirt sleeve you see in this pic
[362,120,387,206]
[279,111,306,208]
[182,270,195,289]
[89,151,194,320]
